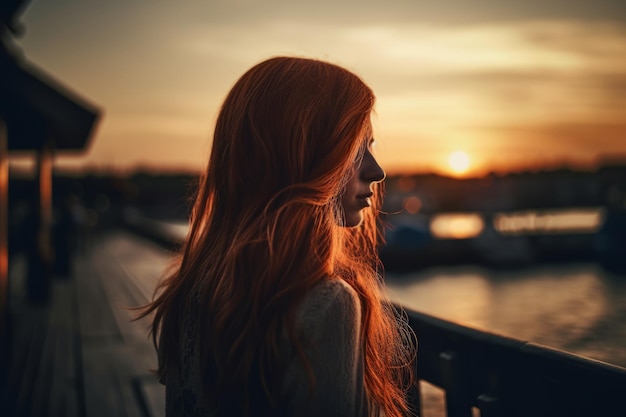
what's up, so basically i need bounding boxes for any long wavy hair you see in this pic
[139,56,415,416]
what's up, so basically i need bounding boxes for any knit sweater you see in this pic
[161,278,371,417]
[282,278,370,416]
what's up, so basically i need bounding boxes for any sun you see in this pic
[448,151,471,175]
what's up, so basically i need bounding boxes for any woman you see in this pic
[140,57,416,416]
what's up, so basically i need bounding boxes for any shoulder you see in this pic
[301,278,360,314]
[282,279,369,416]
[296,279,361,334]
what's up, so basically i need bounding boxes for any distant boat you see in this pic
[594,208,626,274]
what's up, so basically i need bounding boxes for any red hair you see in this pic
[140,57,415,416]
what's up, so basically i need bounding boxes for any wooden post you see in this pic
[38,141,53,260]
[0,119,8,386]
[0,120,8,332]
[27,140,54,302]
[36,141,53,301]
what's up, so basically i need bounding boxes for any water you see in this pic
[165,218,626,367]
[385,262,626,368]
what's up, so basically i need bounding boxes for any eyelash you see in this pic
[353,140,375,165]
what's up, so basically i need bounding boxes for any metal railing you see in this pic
[405,308,626,417]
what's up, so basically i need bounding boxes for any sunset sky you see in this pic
[10,0,626,176]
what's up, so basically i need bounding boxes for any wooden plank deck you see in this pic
[2,230,172,417]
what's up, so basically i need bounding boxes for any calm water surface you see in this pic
[385,262,626,368]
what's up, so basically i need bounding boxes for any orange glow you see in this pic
[403,196,422,214]
[448,151,471,175]
[430,213,485,239]
[494,208,605,235]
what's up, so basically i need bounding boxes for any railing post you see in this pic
[476,393,499,417]
[407,369,422,417]
[439,350,472,417]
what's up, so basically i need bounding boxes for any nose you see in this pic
[360,149,385,184]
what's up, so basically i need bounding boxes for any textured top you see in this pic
[161,278,372,416]
[281,278,370,416]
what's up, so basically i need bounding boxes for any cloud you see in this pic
[166,0,626,26]
[18,1,626,172]
[140,18,626,171]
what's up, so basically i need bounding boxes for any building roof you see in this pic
[0,52,101,152]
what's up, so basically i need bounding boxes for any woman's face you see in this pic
[340,138,386,227]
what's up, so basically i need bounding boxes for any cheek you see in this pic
[339,170,362,226]
[341,168,359,201]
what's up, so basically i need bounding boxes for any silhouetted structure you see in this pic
[0,0,100,400]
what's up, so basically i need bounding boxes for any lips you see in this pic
[356,192,373,208]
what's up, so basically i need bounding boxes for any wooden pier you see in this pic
[2,230,167,417]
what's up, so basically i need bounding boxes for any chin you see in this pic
[344,214,364,228]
